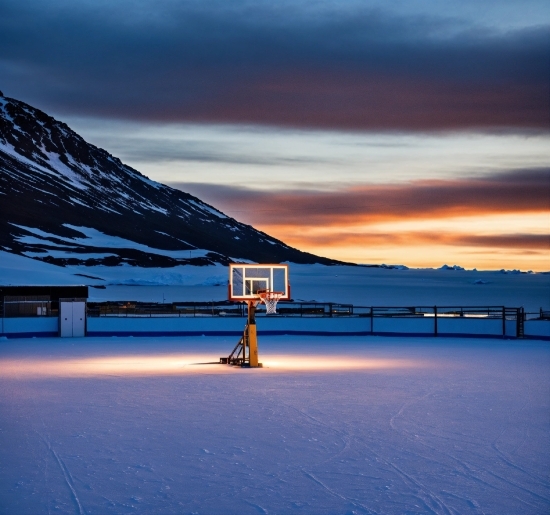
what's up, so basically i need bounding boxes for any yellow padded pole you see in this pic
[247,300,260,367]
[248,324,259,367]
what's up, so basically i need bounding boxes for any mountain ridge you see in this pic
[0,93,343,268]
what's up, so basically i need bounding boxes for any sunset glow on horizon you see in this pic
[3,0,549,270]
[56,119,549,270]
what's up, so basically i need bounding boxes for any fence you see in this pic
[86,301,539,319]
[82,302,550,340]
[2,301,549,340]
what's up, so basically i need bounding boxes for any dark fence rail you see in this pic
[82,301,547,321]
[2,299,547,323]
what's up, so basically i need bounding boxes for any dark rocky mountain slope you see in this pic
[0,92,340,268]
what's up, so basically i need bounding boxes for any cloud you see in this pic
[77,136,332,166]
[1,0,548,130]
[170,167,550,226]
[171,166,549,265]
[449,234,549,249]
[282,231,550,250]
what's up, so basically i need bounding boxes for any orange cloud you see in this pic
[171,168,550,269]
[274,230,549,250]
[173,168,550,227]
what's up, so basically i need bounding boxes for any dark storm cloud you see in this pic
[169,168,550,225]
[1,0,548,129]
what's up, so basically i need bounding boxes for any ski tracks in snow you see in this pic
[386,382,550,513]
[386,460,453,515]
[301,469,379,515]
[389,388,437,432]
[35,428,86,515]
[266,391,459,514]
[491,377,550,492]
[259,391,377,512]
[386,389,456,514]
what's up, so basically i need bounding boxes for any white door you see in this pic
[60,302,73,337]
[60,301,86,337]
[72,302,86,337]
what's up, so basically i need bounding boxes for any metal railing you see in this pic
[2,299,546,324]
[80,302,550,339]
[84,301,546,320]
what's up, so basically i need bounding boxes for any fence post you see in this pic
[370,307,373,334]
[516,307,525,338]
[434,306,438,336]
[502,306,505,337]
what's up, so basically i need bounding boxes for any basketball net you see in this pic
[258,290,283,315]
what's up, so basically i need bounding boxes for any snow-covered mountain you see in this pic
[0,92,339,268]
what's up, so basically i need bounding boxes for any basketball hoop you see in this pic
[258,290,284,315]
[223,265,290,367]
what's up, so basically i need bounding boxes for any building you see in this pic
[0,285,88,337]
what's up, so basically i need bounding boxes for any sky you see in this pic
[1,0,549,270]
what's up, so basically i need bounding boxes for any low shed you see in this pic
[1,285,89,337]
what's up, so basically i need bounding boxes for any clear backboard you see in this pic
[229,264,290,301]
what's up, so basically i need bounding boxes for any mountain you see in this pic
[0,92,340,268]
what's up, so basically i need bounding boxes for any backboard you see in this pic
[229,264,290,301]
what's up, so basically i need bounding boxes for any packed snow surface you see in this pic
[0,336,549,514]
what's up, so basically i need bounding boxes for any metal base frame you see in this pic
[220,300,263,367]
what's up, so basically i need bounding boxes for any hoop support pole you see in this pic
[247,300,260,367]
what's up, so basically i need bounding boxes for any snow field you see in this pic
[1,252,549,311]
[0,336,549,514]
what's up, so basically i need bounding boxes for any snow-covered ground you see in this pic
[0,335,549,514]
[1,251,549,311]
[1,90,548,513]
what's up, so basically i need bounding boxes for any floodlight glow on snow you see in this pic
[258,355,425,372]
[0,354,428,378]
[0,354,219,378]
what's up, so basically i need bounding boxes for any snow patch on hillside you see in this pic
[23,251,118,260]
[188,199,227,219]
[44,151,88,190]
[0,250,94,286]
[10,224,212,260]
[114,273,226,287]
